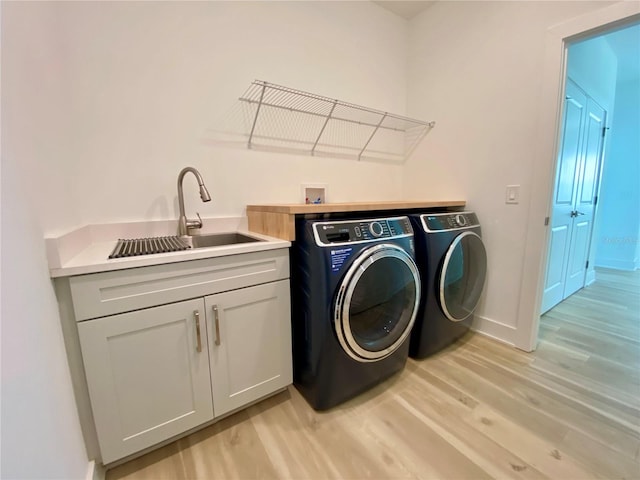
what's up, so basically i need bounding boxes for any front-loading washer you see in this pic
[408,211,487,358]
[290,215,421,410]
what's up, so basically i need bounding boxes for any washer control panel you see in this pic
[421,212,479,232]
[314,216,413,245]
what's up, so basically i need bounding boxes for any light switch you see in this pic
[506,185,520,204]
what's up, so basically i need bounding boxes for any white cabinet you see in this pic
[206,280,292,417]
[69,249,291,464]
[78,299,214,464]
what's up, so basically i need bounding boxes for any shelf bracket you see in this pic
[311,100,338,156]
[358,113,387,161]
[247,82,267,149]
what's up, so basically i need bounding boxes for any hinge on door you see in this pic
[585,260,589,269]
[594,195,598,205]
[544,217,549,226]
[602,126,609,137]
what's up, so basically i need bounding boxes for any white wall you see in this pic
[1,1,408,476]
[2,2,82,235]
[1,158,88,480]
[1,3,89,479]
[405,1,614,345]
[568,36,618,111]
[51,1,409,229]
[594,77,640,270]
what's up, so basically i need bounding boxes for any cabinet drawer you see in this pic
[70,249,289,321]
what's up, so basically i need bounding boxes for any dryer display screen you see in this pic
[326,232,351,243]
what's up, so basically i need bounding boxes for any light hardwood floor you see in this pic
[108,268,640,479]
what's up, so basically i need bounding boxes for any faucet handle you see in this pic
[186,212,204,232]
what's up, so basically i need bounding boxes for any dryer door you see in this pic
[334,244,420,362]
[439,231,487,322]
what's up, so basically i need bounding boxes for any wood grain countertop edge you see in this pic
[246,200,466,214]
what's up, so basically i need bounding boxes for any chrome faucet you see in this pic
[177,167,211,237]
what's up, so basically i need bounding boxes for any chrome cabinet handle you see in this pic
[213,305,221,346]
[194,310,202,353]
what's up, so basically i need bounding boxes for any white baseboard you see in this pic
[86,460,105,480]
[471,314,517,347]
[595,258,638,271]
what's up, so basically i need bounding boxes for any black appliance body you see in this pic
[409,211,487,359]
[291,215,421,410]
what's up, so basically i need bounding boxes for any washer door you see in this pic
[334,244,421,362]
[439,231,487,322]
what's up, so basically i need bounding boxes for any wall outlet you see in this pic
[506,185,520,204]
[301,184,328,204]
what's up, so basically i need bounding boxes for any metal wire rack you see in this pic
[108,236,190,259]
[236,80,435,163]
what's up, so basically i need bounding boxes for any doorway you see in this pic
[541,76,607,313]
[541,24,640,316]
[516,2,640,352]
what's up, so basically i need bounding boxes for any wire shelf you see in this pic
[236,80,435,163]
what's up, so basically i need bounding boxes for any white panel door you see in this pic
[563,98,606,297]
[543,224,570,312]
[543,80,606,312]
[542,79,586,313]
[206,280,292,418]
[78,299,214,464]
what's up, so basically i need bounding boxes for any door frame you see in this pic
[515,2,640,352]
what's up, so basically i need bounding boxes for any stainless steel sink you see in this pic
[190,232,264,249]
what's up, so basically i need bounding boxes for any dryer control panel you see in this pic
[313,216,413,246]
[421,212,480,232]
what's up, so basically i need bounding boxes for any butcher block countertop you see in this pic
[247,200,466,240]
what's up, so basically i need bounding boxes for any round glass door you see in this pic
[439,231,487,322]
[334,244,420,362]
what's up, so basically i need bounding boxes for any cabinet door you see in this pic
[78,299,214,464]
[206,280,292,417]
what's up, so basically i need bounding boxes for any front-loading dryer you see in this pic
[290,215,421,410]
[408,211,487,359]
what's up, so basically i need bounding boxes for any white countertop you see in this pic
[46,217,291,278]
